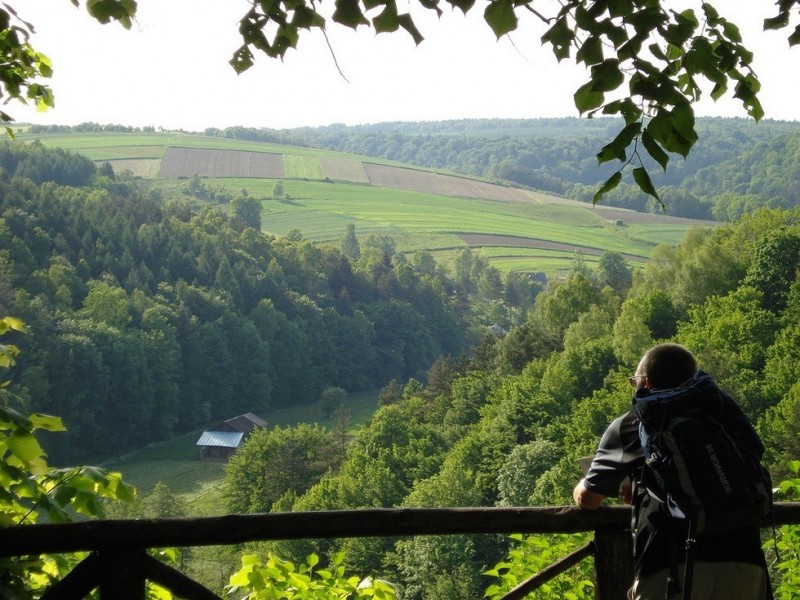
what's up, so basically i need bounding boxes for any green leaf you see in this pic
[647,104,696,157]
[230,46,255,73]
[593,171,622,204]
[86,0,137,29]
[605,22,629,48]
[484,0,518,38]
[789,25,800,47]
[734,75,764,121]
[333,0,369,29]
[671,101,696,142]
[721,20,742,43]
[53,484,77,507]
[665,43,684,61]
[607,0,634,19]
[0,342,20,368]
[632,167,661,204]
[7,432,45,467]
[629,72,660,100]
[111,476,136,502]
[29,413,66,432]
[573,82,604,113]
[596,121,641,164]
[373,2,399,33]
[589,59,624,92]
[81,466,110,483]
[641,130,670,171]
[602,98,642,124]
[35,53,54,79]
[664,9,697,47]
[291,5,325,29]
[74,490,105,517]
[763,14,789,31]
[447,0,475,13]
[574,5,598,31]
[541,18,573,61]
[702,2,719,22]
[397,13,424,45]
[648,43,668,61]
[576,36,604,65]
[0,405,30,430]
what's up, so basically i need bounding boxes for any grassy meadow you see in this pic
[17,129,711,276]
[104,390,380,515]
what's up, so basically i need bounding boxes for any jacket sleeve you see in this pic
[583,410,644,497]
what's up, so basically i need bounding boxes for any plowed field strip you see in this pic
[159,147,284,178]
[319,157,370,183]
[363,164,532,201]
[460,233,647,261]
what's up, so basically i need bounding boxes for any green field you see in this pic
[17,130,712,275]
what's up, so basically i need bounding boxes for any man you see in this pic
[573,343,770,599]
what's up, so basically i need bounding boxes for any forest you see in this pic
[4,138,800,598]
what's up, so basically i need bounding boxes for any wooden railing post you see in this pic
[593,529,634,600]
[98,548,146,600]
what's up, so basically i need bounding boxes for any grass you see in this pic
[248,180,659,260]
[107,432,225,495]
[24,131,408,167]
[283,155,324,179]
[267,389,380,431]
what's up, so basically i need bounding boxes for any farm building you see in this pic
[196,412,267,460]
[211,412,267,435]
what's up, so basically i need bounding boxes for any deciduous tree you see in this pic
[224,424,338,514]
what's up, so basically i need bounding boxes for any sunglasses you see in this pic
[629,375,645,387]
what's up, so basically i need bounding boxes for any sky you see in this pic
[11,1,800,131]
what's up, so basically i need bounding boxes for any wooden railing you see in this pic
[3,503,800,600]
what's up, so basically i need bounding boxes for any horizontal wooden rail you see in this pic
[0,505,621,556]
[3,503,799,557]
[4,504,800,600]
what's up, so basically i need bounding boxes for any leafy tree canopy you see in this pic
[5,0,800,202]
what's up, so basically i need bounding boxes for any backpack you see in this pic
[633,373,773,599]
[633,374,772,536]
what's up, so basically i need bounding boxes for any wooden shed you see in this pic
[196,431,244,460]
[210,412,267,435]
[196,412,266,460]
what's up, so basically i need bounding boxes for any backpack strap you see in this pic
[681,508,699,600]
[632,468,682,600]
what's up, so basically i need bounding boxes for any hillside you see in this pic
[19,129,710,275]
[277,117,800,221]
[0,140,477,463]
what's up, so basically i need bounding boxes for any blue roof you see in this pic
[196,431,244,448]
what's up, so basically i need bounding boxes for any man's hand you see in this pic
[573,479,607,510]
[619,479,632,504]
